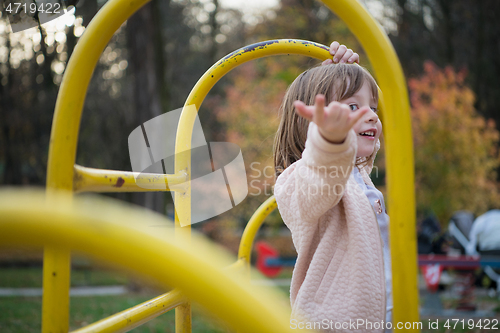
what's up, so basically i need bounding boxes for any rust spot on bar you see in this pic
[114,177,125,187]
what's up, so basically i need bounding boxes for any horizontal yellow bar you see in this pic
[73,165,187,193]
[71,289,186,333]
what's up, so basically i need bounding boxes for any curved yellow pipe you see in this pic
[320,0,418,328]
[0,189,302,333]
[71,289,186,333]
[238,196,278,267]
[174,39,332,227]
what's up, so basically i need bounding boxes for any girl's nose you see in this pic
[366,108,379,123]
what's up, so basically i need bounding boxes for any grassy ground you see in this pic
[0,267,232,333]
[2,267,500,332]
[0,266,130,288]
[0,294,232,333]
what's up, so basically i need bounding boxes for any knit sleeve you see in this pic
[274,122,357,234]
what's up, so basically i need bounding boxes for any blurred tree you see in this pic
[207,59,289,232]
[169,0,246,143]
[0,0,246,202]
[251,0,364,58]
[125,0,166,212]
[0,10,62,185]
[378,0,500,133]
[410,61,500,225]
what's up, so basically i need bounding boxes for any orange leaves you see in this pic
[410,61,500,225]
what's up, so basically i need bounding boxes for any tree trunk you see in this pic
[126,0,166,213]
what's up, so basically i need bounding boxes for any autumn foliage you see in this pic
[210,59,298,228]
[410,61,500,225]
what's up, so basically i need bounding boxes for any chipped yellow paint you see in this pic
[73,165,188,193]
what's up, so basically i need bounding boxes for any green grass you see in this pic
[0,267,130,288]
[0,294,232,333]
[0,266,277,332]
[0,267,231,332]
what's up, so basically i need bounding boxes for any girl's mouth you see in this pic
[359,130,376,140]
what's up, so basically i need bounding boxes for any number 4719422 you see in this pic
[444,319,498,330]
[4,2,62,15]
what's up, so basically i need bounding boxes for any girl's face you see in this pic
[338,80,381,158]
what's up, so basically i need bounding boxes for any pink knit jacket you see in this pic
[274,122,386,332]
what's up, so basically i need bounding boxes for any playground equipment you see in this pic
[0,189,295,333]
[3,0,419,331]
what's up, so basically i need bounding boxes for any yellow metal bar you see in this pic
[238,196,277,268]
[183,40,330,114]
[0,189,301,333]
[320,0,418,329]
[42,245,71,332]
[175,40,331,228]
[73,165,187,193]
[175,303,192,333]
[45,0,152,330]
[71,289,186,333]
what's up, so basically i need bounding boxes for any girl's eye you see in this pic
[349,104,358,111]
[371,107,378,113]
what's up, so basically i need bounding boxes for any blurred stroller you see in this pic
[448,210,500,294]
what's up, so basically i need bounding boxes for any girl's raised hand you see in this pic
[322,41,359,65]
[294,94,369,144]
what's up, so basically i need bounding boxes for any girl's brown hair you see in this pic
[273,63,379,178]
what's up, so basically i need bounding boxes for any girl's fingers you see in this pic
[348,52,360,64]
[314,95,325,125]
[329,42,360,65]
[333,45,347,63]
[340,49,354,63]
[349,106,370,127]
[329,41,340,56]
[338,104,351,123]
[293,101,313,121]
[322,58,333,66]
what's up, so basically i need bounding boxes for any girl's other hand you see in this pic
[322,41,359,65]
[294,95,369,144]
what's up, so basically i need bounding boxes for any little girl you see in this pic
[273,43,392,333]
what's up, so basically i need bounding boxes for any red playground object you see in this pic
[256,241,282,278]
